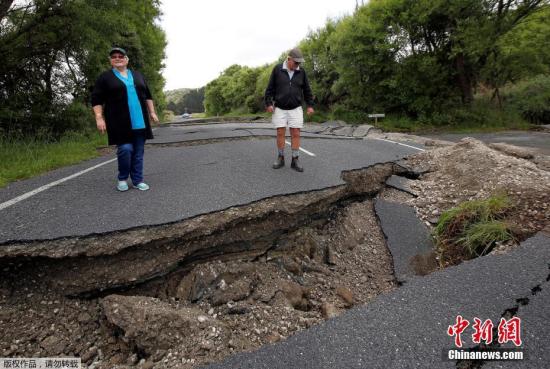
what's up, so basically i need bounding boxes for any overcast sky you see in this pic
[161,0,358,90]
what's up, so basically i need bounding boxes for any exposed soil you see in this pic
[0,163,399,368]
[396,137,550,263]
[0,199,394,369]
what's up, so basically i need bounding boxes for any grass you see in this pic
[458,220,513,257]
[375,108,533,134]
[0,132,108,188]
[305,99,535,134]
[433,193,514,264]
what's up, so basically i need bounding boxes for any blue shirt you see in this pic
[112,69,146,130]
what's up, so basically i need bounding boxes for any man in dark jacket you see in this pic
[265,48,314,172]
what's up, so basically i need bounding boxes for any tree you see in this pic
[0,0,166,137]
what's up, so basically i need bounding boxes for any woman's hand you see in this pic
[149,112,160,124]
[96,117,106,134]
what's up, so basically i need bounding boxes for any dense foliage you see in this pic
[501,74,550,124]
[0,0,166,138]
[166,87,205,114]
[204,0,550,124]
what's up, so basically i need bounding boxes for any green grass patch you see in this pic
[458,220,513,257]
[0,132,108,188]
[374,103,533,134]
[433,193,514,264]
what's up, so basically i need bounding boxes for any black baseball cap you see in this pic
[109,47,127,56]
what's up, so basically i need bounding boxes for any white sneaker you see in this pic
[133,182,150,191]
[117,180,129,192]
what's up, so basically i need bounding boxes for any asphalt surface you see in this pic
[374,199,434,283]
[0,123,419,243]
[424,131,550,155]
[203,233,550,369]
[485,282,550,369]
[385,175,419,196]
[149,123,350,144]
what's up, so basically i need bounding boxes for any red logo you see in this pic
[448,316,522,347]
[447,315,470,347]
[498,317,522,346]
[472,318,494,344]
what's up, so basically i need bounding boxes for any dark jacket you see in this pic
[264,63,314,110]
[91,69,154,145]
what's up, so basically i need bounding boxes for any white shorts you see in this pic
[272,106,303,129]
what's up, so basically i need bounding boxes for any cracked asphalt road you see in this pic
[0,122,419,243]
[1,121,548,369]
[203,233,550,369]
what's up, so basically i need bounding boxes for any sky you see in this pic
[161,0,358,90]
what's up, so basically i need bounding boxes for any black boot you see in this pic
[272,155,285,169]
[291,156,303,172]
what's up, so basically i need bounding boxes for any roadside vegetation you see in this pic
[433,193,514,266]
[165,87,205,115]
[0,132,107,188]
[203,1,550,132]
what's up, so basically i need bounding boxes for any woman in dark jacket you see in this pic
[92,47,159,192]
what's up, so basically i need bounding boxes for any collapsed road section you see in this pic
[0,162,420,369]
[1,136,548,369]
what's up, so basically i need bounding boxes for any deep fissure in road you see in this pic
[0,162,426,369]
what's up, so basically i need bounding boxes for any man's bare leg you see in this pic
[289,128,303,172]
[290,128,300,151]
[277,127,286,151]
[273,127,286,169]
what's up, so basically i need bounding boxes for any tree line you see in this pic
[0,0,166,138]
[204,0,550,124]
[166,87,205,114]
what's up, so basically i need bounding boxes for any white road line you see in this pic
[1,128,161,211]
[0,158,117,211]
[285,140,317,157]
[371,137,425,151]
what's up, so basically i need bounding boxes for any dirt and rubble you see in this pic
[402,138,550,239]
[0,163,398,368]
[1,136,548,369]
[0,199,394,369]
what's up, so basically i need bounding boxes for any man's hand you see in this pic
[96,117,106,134]
[306,107,314,116]
[266,106,274,113]
[150,112,160,124]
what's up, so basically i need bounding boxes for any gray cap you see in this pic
[288,48,305,63]
[109,47,127,56]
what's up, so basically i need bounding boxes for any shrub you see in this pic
[501,74,550,124]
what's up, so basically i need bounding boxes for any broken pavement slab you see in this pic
[385,175,418,197]
[374,199,434,283]
[352,124,379,137]
[148,123,361,145]
[488,142,536,159]
[201,233,550,369]
[330,126,355,136]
